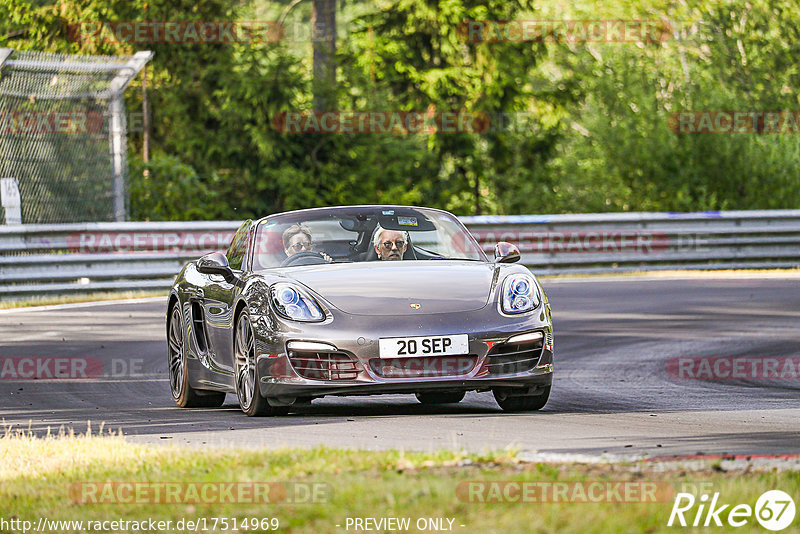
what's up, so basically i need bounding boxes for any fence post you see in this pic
[0,48,12,69]
[108,51,153,222]
[107,51,154,222]
[109,95,127,222]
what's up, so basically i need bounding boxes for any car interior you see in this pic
[253,209,447,269]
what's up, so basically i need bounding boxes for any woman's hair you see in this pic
[282,223,313,248]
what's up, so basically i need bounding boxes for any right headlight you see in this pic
[500,274,541,314]
[270,283,325,322]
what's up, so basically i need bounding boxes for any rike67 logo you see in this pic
[668,490,796,531]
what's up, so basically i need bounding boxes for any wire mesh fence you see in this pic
[0,49,151,224]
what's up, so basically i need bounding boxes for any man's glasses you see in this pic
[382,240,406,250]
[289,241,312,252]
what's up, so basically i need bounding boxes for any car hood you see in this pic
[277,261,499,316]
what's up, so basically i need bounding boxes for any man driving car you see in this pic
[373,225,409,261]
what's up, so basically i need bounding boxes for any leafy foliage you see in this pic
[2,0,798,219]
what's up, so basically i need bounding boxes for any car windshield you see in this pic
[251,206,485,270]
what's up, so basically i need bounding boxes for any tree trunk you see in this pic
[312,0,336,111]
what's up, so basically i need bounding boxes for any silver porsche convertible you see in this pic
[167,205,553,416]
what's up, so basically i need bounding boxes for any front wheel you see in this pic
[168,304,225,408]
[234,309,287,417]
[415,391,466,404]
[493,386,550,412]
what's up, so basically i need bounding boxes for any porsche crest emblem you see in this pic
[410,303,421,310]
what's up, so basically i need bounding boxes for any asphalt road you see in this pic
[2,274,799,458]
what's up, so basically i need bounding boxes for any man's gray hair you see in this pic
[373,225,409,248]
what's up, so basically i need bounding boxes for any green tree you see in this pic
[341,0,565,215]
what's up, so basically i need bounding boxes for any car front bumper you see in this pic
[253,305,554,403]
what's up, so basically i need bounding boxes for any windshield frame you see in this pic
[250,205,488,270]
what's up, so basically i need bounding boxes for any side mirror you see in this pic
[197,252,235,282]
[494,241,521,264]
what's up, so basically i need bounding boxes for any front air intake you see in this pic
[190,302,208,354]
[288,350,359,380]
[484,335,545,376]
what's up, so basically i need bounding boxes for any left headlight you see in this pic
[500,273,541,314]
[270,283,325,322]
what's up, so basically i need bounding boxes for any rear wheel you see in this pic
[415,391,466,404]
[234,309,288,417]
[168,304,225,408]
[493,386,550,412]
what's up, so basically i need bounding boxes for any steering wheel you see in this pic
[280,251,328,267]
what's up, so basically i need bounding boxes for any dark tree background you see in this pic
[2,0,798,220]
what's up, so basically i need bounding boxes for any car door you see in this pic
[200,220,252,374]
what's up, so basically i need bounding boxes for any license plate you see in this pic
[378,334,469,359]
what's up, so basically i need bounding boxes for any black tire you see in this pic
[168,304,226,408]
[493,386,550,412]
[415,391,466,404]
[234,308,288,417]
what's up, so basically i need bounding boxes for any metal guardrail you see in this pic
[1,210,799,297]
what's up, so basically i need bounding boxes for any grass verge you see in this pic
[1,430,798,533]
[0,290,167,310]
